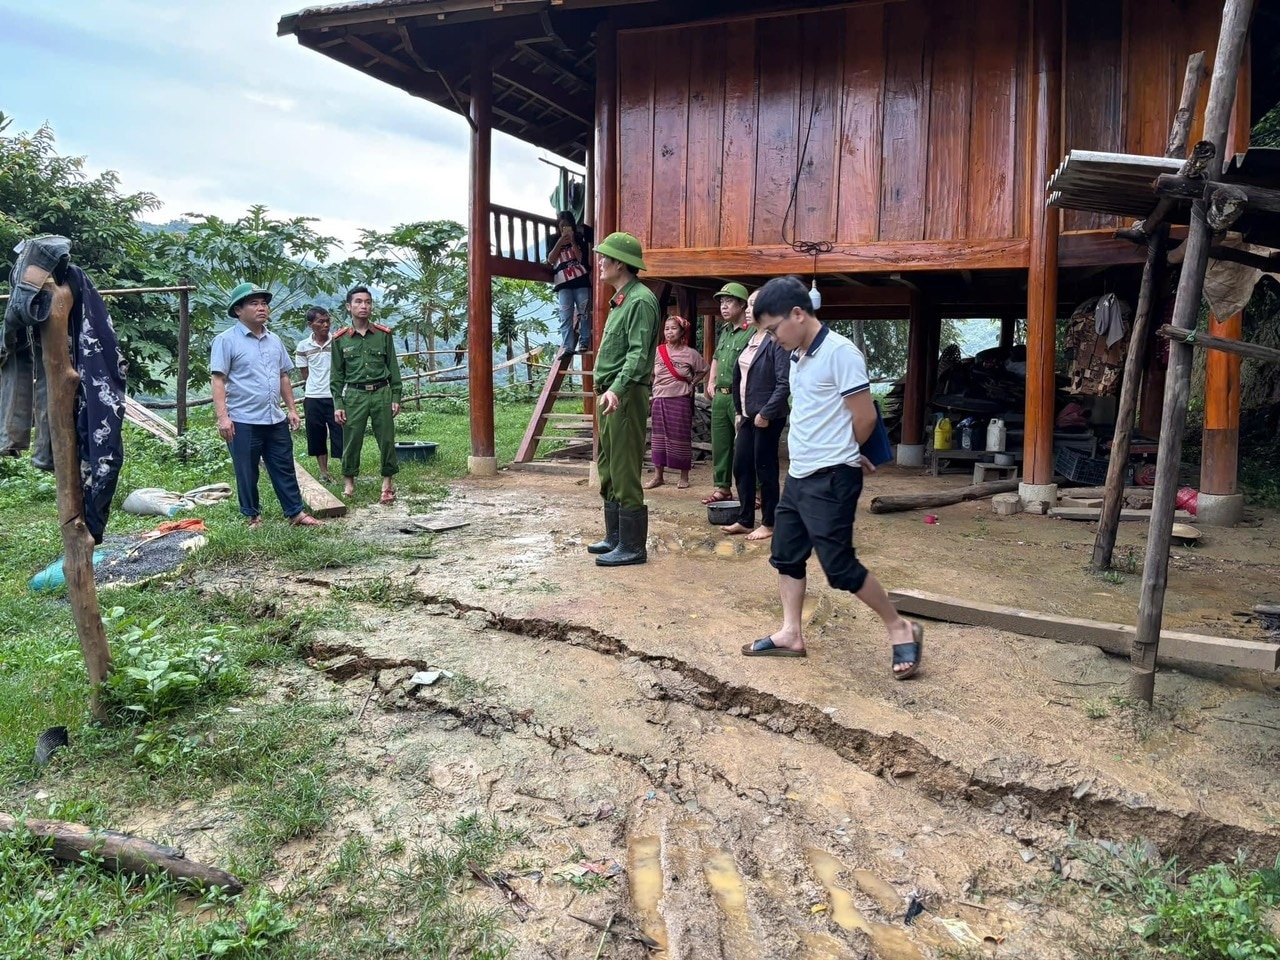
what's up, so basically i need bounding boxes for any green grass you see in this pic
[0,398,542,957]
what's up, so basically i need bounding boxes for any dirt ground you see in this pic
[179,464,1280,958]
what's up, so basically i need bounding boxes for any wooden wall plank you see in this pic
[1123,0,1178,157]
[836,3,886,243]
[752,17,802,246]
[879,2,932,242]
[924,0,972,240]
[794,11,843,244]
[642,238,1029,276]
[967,0,1020,238]
[1062,0,1124,231]
[650,30,691,249]
[617,31,656,244]
[686,24,726,249]
[719,20,759,248]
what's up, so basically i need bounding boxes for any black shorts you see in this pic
[303,396,341,457]
[769,463,869,593]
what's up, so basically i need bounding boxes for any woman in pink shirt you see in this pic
[646,316,708,489]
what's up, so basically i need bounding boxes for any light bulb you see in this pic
[809,279,822,311]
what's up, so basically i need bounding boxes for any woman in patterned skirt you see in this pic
[646,316,708,489]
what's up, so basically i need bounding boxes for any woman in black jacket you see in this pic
[723,295,790,539]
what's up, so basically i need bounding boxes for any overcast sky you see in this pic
[0,0,573,248]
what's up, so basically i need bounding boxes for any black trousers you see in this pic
[731,417,785,528]
[303,397,342,458]
[769,463,869,594]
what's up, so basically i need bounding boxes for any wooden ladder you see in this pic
[514,350,595,463]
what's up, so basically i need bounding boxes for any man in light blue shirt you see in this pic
[210,283,320,528]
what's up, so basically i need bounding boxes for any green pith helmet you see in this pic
[594,232,647,271]
[227,282,272,318]
[713,282,749,303]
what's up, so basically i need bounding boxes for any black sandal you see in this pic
[892,622,923,680]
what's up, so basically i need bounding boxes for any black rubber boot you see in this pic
[596,505,648,567]
[588,500,620,555]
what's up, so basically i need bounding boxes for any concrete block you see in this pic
[992,493,1022,516]
[897,443,925,468]
[1195,492,1243,527]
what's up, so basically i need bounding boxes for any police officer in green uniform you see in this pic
[588,232,661,567]
[331,285,403,504]
[704,282,754,504]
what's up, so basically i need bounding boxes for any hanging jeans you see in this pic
[0,332,52,469]
[227,420,305,519]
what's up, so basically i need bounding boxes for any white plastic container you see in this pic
[986,418,1007,453]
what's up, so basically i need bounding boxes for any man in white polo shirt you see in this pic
[741,276,921,679]
[295,306,342,483]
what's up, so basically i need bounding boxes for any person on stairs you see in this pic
[646,315,708,490]
[547,210,593,358]
[587,232,660,567]
[704,282,754,505]
[211,283,321,529]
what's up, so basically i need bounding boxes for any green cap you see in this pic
[227,282,272,318]
[713,282,749,303]
[594,231,647,271]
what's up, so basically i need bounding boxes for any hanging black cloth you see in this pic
[66,265,126,543]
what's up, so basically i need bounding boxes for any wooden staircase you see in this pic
[512,349,595,471]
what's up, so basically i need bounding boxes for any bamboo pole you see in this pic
[1131,0,1254,706]
[176,284,191,436]
[39,280,112,720]
[1092,53,1206,571]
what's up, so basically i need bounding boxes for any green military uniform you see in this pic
[331,322,403,479]
[595,277,661,510]
[711,319,754,489]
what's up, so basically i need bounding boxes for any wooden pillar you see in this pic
[1200,309,1241,495]
[467,42,496,471]
[41,281,112,720]
[901,299,929,448]
[701,313,715,364]
[588,20,618,437]
[1138,298,1170,434]
[176,284,191,437]
[1022,0,1063,488]
[585,143,595,228]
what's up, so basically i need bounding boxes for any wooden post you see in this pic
[1092,53,1206,571]
[999,316,1016,352]
[701,313,715,365]
[1091,227,1169,571]
[39,280,112,721]
[1132,0,1254,705]
[901,298,929,449]
[175,283,191,437]
[1022,0,1063,488]
[590,19,618,448]
[1200,309,1242,496]
[467,41,496,469]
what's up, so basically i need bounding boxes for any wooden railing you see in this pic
[490,203,556,282]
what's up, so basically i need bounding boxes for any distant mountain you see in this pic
[137,219,193,235]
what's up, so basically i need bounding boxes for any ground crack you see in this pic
[315,591,1280,868]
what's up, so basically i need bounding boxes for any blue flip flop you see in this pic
[742,637,807,657]
[892,622,924,680]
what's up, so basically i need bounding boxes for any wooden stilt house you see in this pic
[279,0,1271,490]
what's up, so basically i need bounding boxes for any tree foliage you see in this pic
[358,220,467,369]
[148,205,362,381]
[0,113,176,391]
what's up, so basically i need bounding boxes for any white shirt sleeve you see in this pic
[834,341,870,397]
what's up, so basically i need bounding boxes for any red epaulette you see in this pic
[372,323,394,334]
[333,327,351,339]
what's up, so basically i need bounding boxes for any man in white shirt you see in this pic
[742,276,922,679]
[295,307,342,483]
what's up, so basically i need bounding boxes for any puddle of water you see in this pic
[852,869,903,914]
[703,848,760,959]
[806,849,924,960]
[626,835,669,951]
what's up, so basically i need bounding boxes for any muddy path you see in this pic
[205,467,1279,958]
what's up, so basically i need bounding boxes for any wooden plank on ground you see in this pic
[1050,506,1193,521]
[889,588,1280,670]
[124,396,178,444]
[294,460,346,518]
